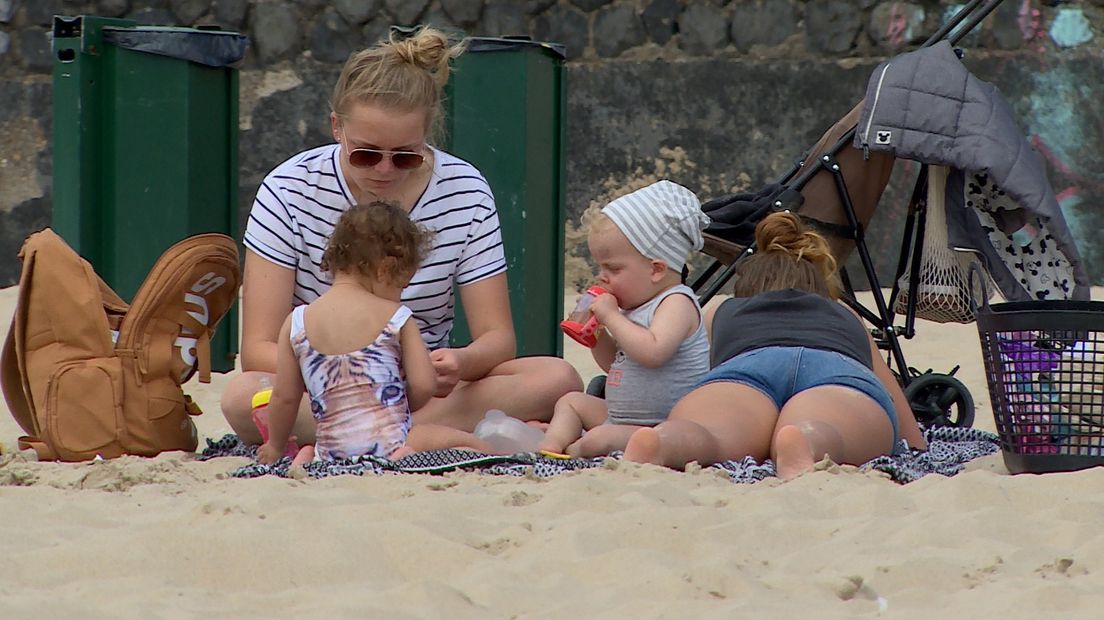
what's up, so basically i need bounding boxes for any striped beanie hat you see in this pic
[600,180,711,273]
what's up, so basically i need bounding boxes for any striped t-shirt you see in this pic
[244,144,507,350]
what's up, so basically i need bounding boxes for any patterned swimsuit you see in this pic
[290,304,413,460]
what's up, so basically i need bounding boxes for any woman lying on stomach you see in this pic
[624,211,927,479]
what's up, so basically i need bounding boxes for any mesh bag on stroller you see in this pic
[891,165,986,324]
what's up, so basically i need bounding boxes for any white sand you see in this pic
[2,284,1103,618]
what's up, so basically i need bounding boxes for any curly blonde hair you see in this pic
[331,26,465,143]
[321,201,433,286]
[732,211,841,299]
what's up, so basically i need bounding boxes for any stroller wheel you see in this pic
[904,372,975,428]
[585,375,607,398]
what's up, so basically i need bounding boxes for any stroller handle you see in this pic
[939,0,1006,48]
[787,0,1007,195]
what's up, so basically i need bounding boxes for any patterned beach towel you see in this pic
[199,426,1000,484]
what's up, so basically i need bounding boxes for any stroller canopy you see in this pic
[854,41,1088,302]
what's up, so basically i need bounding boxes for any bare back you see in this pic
[301,287,403,356]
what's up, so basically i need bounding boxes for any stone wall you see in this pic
[2,0,1103,288]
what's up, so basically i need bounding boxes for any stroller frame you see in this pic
[690,0,1008,427]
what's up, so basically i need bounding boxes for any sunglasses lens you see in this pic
[348,146,423,170]
[392,152,424,170]
[349,149,383,168]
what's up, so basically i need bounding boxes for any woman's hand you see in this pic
[256,442,283,465]
[430,348,463,397]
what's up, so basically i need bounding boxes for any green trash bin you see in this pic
[443,37,567,358]
[51,15,246,373]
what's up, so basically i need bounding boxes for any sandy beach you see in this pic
[2,284,1103,618]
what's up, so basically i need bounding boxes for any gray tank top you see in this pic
[605,284,710,426]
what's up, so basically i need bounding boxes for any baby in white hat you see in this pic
[539,180,713,457]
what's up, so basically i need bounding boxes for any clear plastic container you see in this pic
[473,409,545,454]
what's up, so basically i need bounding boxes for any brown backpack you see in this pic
[1,228,240,461]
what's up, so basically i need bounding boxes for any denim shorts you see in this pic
[699,346,899,444]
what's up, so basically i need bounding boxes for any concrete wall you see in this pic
[1,0,1102,289]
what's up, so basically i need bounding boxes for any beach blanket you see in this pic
[199,426,999,485]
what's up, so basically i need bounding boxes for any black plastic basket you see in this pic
[976,298,1104,474]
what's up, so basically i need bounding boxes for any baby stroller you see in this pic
[689,0,1089,429]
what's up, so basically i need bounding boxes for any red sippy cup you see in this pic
[560,285,608,348]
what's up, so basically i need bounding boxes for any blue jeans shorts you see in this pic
[699,346,899,444]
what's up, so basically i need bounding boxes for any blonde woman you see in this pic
[222,27,581,445]
[624,212,928,479]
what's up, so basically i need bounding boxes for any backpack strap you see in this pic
[1,327,33,436]
[1,238,38,437]
[16,436,58,461]
[196,329,212,384]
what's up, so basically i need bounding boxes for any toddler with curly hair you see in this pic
[257,201,492,465]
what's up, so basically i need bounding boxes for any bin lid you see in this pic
[102,26,249,67]
[464,36,566,60]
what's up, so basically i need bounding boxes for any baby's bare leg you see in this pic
[291,445,315,467]
[567,423,643,458]
[538,392,609,453]
[399,423,495,455]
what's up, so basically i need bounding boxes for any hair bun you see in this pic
[755,211,837,278]
[755,211,802,253]
[392,27,464,88]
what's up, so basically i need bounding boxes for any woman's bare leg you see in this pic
[772,386,896,480]
[413,357,582,431]
[538,392,608,454]
[220,371,316,445]
[624,383,779,469]
[398,423,495,456]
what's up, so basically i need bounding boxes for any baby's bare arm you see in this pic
[400,322,437,412]
[591,327,617,372]
[263,316,305,453]
[598,294,699,369]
